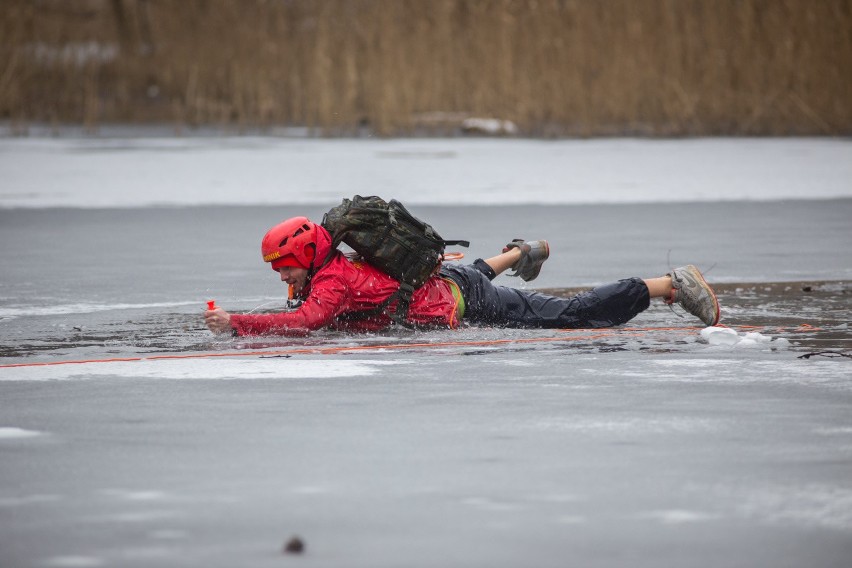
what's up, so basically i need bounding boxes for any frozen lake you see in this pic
[1,136,851,567]
[2,135,852,208]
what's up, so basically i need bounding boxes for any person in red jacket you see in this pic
[204,217,720,336]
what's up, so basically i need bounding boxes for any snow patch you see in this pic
[0,301,201,320]
[699,326,791,349]
[0,427,43,439]
[461,117,518,135]
[0,359,405,381]
[99,489,169,502]
[43,557,105,568]
[636,509,720,524]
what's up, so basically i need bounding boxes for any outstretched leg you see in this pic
[443,238,720,328]
[440,263,719,328]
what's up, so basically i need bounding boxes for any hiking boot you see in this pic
[666,265,721,326]
[503,239,550,282]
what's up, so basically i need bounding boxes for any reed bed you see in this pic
[1,0,850,136]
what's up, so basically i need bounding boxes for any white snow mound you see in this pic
[699,327,790,349]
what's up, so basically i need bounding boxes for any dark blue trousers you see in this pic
[440,259,650,329]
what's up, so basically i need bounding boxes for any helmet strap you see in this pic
[305,243,318,287]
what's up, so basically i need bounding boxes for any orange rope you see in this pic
[0,324,820,370]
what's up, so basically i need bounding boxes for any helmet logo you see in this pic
[263,251,281,262]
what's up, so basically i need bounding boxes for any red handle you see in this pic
[207,300,217,310]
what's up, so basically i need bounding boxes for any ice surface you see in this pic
[1,135,851,568]
[1,137,851,208]
[1,348,850,568]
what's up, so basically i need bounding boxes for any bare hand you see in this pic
[204,307,233,334]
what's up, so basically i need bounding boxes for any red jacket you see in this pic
[230,230,461,336]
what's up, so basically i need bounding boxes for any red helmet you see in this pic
[261,217,320,271]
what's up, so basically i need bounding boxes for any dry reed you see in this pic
[1,0,850,136]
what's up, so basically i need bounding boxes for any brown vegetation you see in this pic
[1,0,850,136]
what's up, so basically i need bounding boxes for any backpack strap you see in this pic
[334,286,415,329]
[390,282,416,327]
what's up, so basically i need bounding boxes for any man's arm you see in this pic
[225,274,351,336]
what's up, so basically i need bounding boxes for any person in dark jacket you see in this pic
[204,217,720,336]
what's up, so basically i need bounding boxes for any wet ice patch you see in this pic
[0,358,404,381]
[291,485,333,495]
[486,359,535,367]
[43,557,105,568]
[0,426,43,439]
[635,509,720,524]
[85,509,184,525]
[113,545,173,560]
[527,493,583,504]
[738,483,852,531]
[461,496,520,512]
[555,515,587,524]
[814,426,852,435]
[0,300,201,320]
[0,494,61,507]
[650,358,851,389]
[99,489,169,502]
[148,529,188,540]
[700,326,791,349]
[527,416,721,434]
[93,510,180,523]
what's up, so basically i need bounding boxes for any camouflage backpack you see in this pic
[321,195,469,324]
